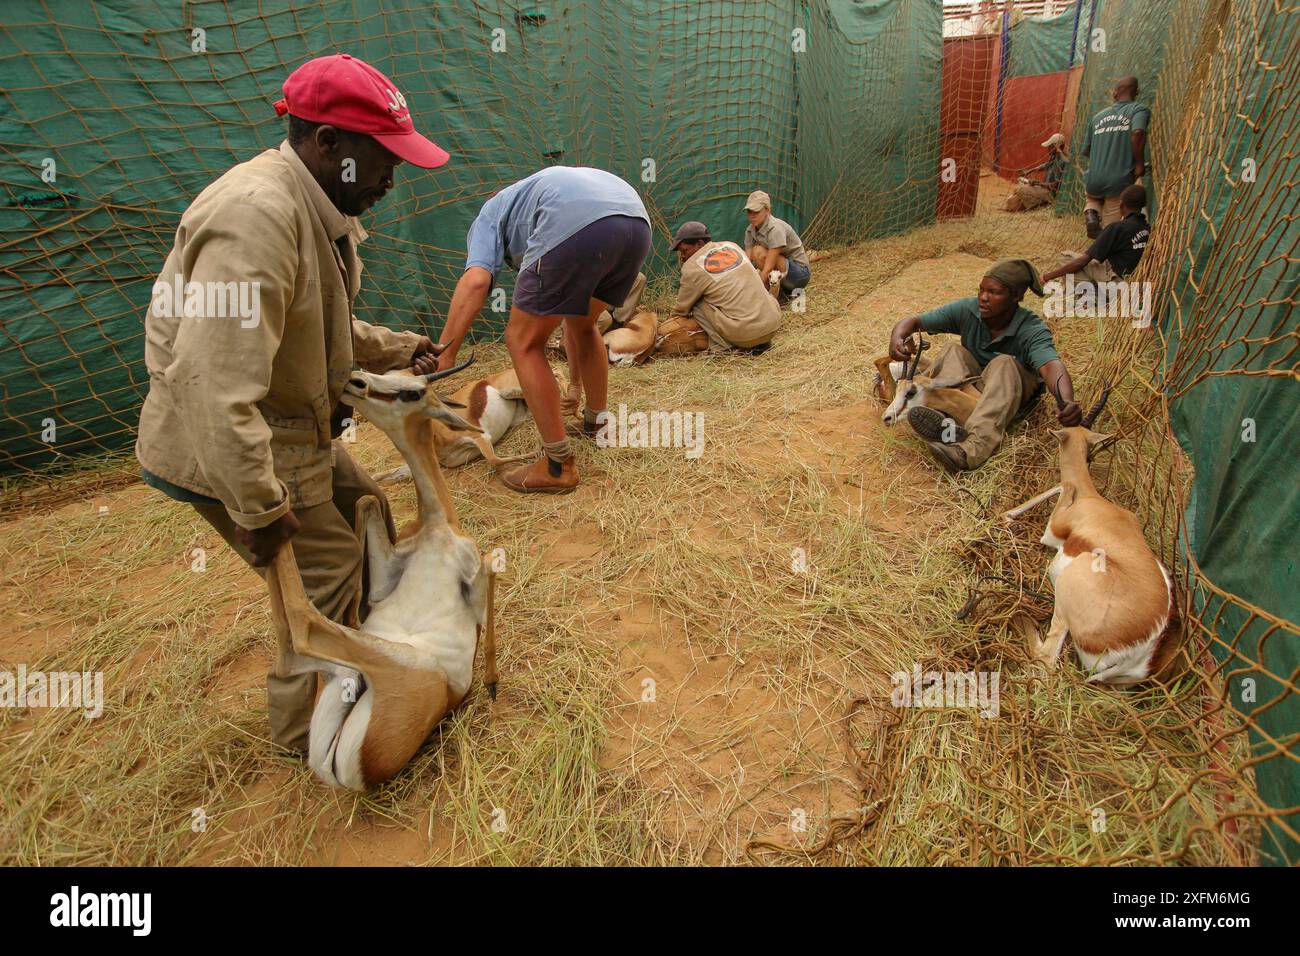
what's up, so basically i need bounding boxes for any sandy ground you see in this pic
[9,184,1206,867]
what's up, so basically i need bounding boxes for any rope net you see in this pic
[0,0,1295,864]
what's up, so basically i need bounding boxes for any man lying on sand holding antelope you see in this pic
[134,54,449,752]
[878,259,1083,473]
[434,166,652,493]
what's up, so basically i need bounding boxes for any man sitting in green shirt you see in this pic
[885,259,1083,473]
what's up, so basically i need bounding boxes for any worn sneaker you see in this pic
[926,441,969,475]
[1085,209,1101,239]
[908,405,969,443]
[500,455,578,493]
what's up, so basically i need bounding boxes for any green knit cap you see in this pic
[984,258,1044,298]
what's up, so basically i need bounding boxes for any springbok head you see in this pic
[1050,384,1113,458]
[342,356,483,435]
[880,336,981,425]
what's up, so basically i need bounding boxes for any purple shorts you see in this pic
[513,215,651,317]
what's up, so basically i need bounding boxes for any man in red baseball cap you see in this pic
[136,54,450,752]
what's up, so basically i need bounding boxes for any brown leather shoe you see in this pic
[500,455,578,493]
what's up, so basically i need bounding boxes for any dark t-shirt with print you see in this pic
[1087,212,1150,277]
[1081,100,1151,197]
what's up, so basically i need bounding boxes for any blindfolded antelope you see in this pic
[380,366,538,478]
[878,337,982,428]
[604,309,659,366]
[1003,389,1181,685]
[266,357,500,790]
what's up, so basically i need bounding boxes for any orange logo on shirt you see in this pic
[703,247,742,274]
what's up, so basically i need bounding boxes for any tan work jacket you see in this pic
[136,141,420,528]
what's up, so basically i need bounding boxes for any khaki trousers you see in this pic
[192,444,395,752]
[1084,194,1124,227]
[1005,182,1053,212]
[1060,250,1119,286]
[926,342,1041,468]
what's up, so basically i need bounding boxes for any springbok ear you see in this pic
[424,403,483,432]
[1050,428,1069,444]
[1084,431,1114,447]
[439,395,468,409]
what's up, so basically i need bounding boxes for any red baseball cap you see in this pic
[274,53,450,169]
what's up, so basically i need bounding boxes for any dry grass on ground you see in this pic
[0,196,1256,865]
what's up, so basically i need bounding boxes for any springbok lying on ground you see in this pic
[604,309,658,366]
[878,338,982,427]
[380,366,537,478]
[266,357,499,790]
[1002,389,1181,685]
[632,314,710,364]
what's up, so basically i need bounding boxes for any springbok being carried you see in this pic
[877,336,983,428]
[1003,389,1181,685]
[266,357,499,790]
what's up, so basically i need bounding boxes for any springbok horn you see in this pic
[420,353,476,384]
[1081,385,1111,428]
[1049,377,1067,411]
[904,335,927,380]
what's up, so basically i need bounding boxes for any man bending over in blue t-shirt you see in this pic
[435,166,651,493]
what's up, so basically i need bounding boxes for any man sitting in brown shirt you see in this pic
[668,221,783,353]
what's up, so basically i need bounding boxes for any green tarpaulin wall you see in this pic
[0,0,940,475]
[1065,0,1299,864]
[1007,0,1099,77]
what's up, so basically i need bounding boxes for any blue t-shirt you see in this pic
[465,166,649,276]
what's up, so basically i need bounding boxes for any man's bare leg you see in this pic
[566,297,610,421]
[561,321,583,417]
[505,304,566,445]
[501,304,581,492]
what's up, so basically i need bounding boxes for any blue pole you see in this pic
[1068,0,1084,69]
[994,9,1010,174]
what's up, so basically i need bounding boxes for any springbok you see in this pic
[879,337,982,427]
[381,366,536,476]
[604,309,658,366]
[266,357,500,790]
[1003,389,1181,685]
[632,314,710,364]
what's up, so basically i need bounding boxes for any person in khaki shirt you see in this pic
[668,221,782,352]
[742,190,812,301]
[135,54,449,751]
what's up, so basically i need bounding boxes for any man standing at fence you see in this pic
[1080,76,1150,238]
[885,259,1083,473]
[434,166,652,494]
[135,54,448,752]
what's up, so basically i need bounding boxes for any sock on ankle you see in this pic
[583,407,606,428]
[542,437,573,463]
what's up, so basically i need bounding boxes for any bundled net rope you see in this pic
[1,0,1295,864]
